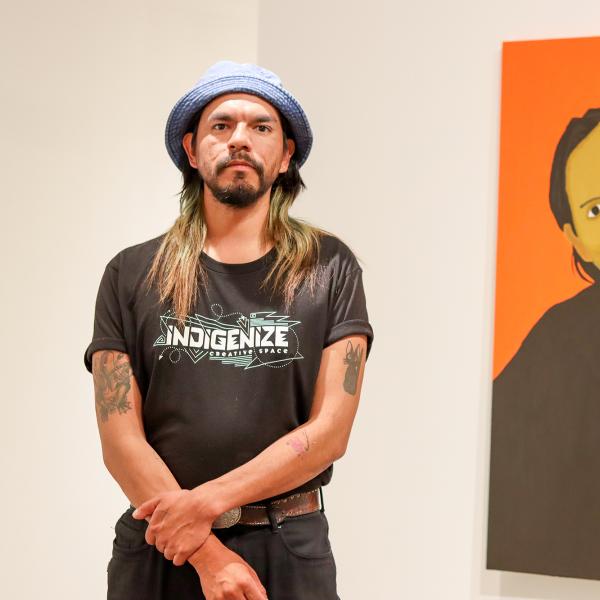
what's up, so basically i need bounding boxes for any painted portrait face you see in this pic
[563,122,600,269]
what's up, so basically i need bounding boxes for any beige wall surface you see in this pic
[0,1,259,598]
[3,0,600,598]
[258,1,600,600]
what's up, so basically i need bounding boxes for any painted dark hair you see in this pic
[549,108,600,282]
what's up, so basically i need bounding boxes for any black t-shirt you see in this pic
[84,232,374,504]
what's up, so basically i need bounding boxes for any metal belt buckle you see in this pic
[212,506,242,529]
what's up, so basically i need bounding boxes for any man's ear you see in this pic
[563,222,593,262]
[279,138,295,174]
[182,132,198,169]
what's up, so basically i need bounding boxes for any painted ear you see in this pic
[563,222,593,262]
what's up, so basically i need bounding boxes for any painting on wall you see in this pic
[487,35,600,580]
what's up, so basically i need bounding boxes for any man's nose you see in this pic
[228,122,251,151]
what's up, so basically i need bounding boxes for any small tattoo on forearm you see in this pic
[287,430,310,457]
[343,341,363,394]
[92,351,133,422]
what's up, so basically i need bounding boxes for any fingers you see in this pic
[145,527,156,546]
[160,536,195,566]
[170,543,193,566]
[151,508,170,526]
[171,535,207,566]
[145,506,171,546]
[172,549,192,567]
[145,519,163,546]
[132,495,162,520]
[164,546,175,561]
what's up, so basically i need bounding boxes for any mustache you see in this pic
[217,155,263,175]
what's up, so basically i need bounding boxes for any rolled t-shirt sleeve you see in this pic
[83,254,128,373]
[323,266,374,360]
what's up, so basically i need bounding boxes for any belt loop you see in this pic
[319,486,325,513]
[266,503,282,533]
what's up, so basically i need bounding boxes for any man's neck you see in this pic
[202,190,273,263]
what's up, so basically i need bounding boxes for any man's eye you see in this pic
[213,124,227,130]
[256,125,271,132]
[587,203,600,219]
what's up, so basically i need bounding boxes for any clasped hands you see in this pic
[131,487,218,566]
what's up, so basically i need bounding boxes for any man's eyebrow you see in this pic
[207,112,276,124]
[579,196,600,208]
[254,115,276,124]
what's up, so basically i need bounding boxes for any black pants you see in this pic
[106,501,340,599]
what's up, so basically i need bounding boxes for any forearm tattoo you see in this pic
[286,430,310,457]
[92,351,133,422]
[343,340,363,395]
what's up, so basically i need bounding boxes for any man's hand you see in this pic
[189,535,268,600]
[131,488,217,566]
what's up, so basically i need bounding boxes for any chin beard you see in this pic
[208,174,273,209]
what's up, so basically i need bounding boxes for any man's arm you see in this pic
[91,349,266,598]
[198,333,368,516]
[92,350,181,503]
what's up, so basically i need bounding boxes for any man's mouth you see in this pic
[227,160,254,170]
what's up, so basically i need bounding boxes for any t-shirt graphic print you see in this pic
[84,233,374,503]
[154,306,304,369]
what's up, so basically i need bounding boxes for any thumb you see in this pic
[132,496,161,520]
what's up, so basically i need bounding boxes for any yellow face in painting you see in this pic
[563,123,600,269]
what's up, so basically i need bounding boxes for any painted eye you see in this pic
[587,203,600,219]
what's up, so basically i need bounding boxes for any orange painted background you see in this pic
[493,36,600,378]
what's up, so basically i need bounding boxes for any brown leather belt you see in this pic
[212,488,322,529]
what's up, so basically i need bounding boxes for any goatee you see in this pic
[208,175,272,209]
[202,156,276,209]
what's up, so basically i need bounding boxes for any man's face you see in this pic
[182,92,295,209]
[564,122,600,268]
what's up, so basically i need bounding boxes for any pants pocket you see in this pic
[107,509,157,600]
[112,507,151,558]
[278,510,334,560]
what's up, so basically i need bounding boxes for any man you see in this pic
[84,60,374,600]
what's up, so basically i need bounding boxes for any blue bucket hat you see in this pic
[165,60,313,172]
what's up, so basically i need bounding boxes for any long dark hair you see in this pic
[144,104,336,328]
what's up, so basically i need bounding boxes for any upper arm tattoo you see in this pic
[92,351,133,422]
[343,340,363,395]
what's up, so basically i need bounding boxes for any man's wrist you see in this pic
[187,532,217,573]
[192,480,229,521]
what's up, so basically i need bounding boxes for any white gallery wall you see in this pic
[3,0,600,598]
[258,2,600,599]
[0,1,260,598]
